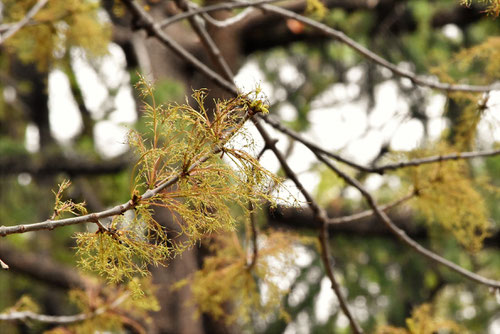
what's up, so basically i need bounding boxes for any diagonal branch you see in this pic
[174,0,235,80]
[122,0,238,95]
[0,0,49,45]
[315,153,500,289]
[252,118,364,334]
[243,2,500,93]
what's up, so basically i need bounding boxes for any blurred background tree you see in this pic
[0,0,499,333]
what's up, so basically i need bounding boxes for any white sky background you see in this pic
[22,24,500,332]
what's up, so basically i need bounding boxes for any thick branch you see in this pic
[0,242,89,289]
[0,156,130,176]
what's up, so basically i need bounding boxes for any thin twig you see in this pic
[176,0,235,80]
[262,115,371,172]
[262,115,500,173]
[0,0,49,45]
[248,2,500,93]
[0,293,129,324]
[159,0,281,28]
[201,7,255,28]
[0,257,9,270]
[371,149,500,173]
[328,191,415,225]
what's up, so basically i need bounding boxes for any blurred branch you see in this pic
[160,0,279,28]
[121,0,238,95]
[174,0,234,80]
[0,156,131,176]
[0,0,49,45]
[328,191,416,225]
[0,293,129,324]
[0,242,89,289]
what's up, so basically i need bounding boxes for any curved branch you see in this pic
[159,0,280,28]
[247,2,500,93]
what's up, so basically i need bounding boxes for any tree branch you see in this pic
[314,153,500,289]
[0,293,129,324]
[159,0,280,28]
[0,242,89,289]
[0,0,49,45]
[245,2,500,93]
[0,156,131,176]
[252,118,363,334]
[262,114,500,174]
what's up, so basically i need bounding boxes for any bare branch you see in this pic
[0,293,129,324]
[159,0,280,28]
[262,115,371,172]
[175,0,235,80]
[201,7,256,28]
[0,0,49,45]
[250,2,500,93]
[328,191,416,225]
[371,149,500,173]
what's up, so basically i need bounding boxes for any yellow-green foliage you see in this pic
[376,304,465,334]
[1,295,40,314]
[454,37,500,79]
[76,76,278,283]
[176,230,308,324]
[3,0,111,71]
[460,0,500,17]
[403,145,490,252]
[306,0,328,20]
[51,180,87,219]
